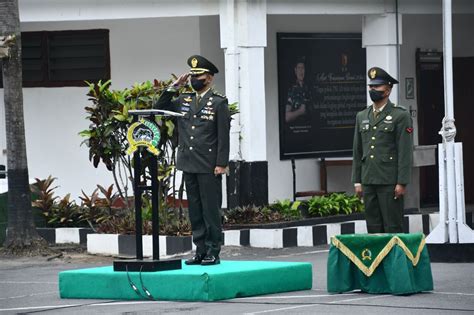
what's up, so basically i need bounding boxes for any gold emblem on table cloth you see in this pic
[361,248,372,261]
[331,235,427,277]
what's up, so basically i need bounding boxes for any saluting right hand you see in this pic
[172,73,190,88]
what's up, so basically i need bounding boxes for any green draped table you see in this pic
[327,233,433,294]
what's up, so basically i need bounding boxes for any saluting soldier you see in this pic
[154,55,230,265]
[351,67,413,233]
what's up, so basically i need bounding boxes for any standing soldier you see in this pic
[352,67,413,233]
[154,55,230,265]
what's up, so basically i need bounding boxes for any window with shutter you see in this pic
[0,29,110,87]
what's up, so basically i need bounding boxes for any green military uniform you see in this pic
[154,56,230,260]
[352,67,413,233]
[286,82,312,123]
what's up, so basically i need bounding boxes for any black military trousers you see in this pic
[183,172,223,257]
[362,184,404,233]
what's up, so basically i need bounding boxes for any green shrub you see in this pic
[223,205,285,225]
[269,199,302,220]
[307,193,363,217]
[79,79,239,232]
[32,176,85,228]
[79,184,125,230]
[31,176,192,235]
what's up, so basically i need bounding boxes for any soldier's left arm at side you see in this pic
[215,95,231,167]
[395,107,414,185]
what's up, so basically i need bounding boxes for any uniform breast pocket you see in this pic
[360,124,370,143]
[380,123,394,133]
[199,114,216,129]
[381,154,397,163]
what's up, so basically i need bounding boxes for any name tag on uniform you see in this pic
[180,106,190,112]
[361,119,370,130]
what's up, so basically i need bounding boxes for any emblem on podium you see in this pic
[126,118,161,155]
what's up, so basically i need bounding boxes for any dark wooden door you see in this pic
[417,51,474,205]
[417,51,443,206]
[453,57,474,203]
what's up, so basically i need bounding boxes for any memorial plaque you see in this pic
[277,33,367,159]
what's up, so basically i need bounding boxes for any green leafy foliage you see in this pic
[95,193,191,236]
[79,184,123,229]
[31,176,58,214]
[223,205,285,225]
[307,193,364,217]
[79,79,180,204]
[228,102,239,117]
[45,194,85,227]
[31,176,84,227]
[269,199,302,220]
[31,176,191,235]
[79,78,239,234]
[79,78,188,231]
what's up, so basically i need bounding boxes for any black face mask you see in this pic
[190,77,206,91]
[369,89,385,102]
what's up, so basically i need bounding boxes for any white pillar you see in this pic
[220,0,267,162]
[220,0,240,161]
[362,13,402,105]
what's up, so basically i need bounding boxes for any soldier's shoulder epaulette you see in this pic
[212,90,227,99]
[393,104,407,111]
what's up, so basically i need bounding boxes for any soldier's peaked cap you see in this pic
[187,55,219,75]
[368,67,399,85]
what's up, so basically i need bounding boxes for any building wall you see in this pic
[0,17,202,198]
[2,10,473,206]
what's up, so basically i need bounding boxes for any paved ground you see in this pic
[0,245,473,314]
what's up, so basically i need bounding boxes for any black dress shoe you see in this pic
[185,253,206,265]
[201,255,220,265]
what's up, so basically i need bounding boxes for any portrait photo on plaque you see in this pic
[277,33,367,160]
